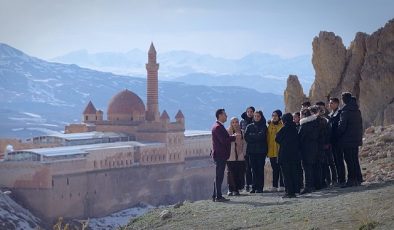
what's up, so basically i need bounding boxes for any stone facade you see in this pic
[0,44,214,223]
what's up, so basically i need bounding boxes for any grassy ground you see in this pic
[122,181,394,230]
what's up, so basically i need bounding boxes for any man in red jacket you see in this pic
[212,108,238,202]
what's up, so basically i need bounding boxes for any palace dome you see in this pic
[107,89,145,121]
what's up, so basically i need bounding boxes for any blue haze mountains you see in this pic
[0,43,284,139]
[52,49,314,95]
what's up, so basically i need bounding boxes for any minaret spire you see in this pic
[145,42,160,121]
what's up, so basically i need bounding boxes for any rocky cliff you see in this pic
[285,18,394,128]
[284,75,307,113]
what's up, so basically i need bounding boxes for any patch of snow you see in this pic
[26,127,62,135]
[22,112,42,118]
[31,78,57,83]
[88,203,154,229]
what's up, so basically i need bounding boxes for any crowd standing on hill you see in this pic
[211,92,363,201]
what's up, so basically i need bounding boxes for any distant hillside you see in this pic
[0,43,283,139]
[52,49,314,94]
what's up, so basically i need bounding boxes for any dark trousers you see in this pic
[343,147,363,184]
[227,161,246,192]
[250,155,265,191]
[323,149,338,185]
[270,157,284,188]
[332,144,346,184]
[296,161,304,189]
[313,161,323,190]
[244,155,253,187]
[212,159,226,198]
[302,162,315,190]
[281,162,300,195]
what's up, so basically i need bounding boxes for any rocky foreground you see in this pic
[123,182,394,230]
[123,125,394,230]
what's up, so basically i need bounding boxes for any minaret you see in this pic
[145,42,160,121]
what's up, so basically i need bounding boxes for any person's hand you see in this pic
[234,133,242,141]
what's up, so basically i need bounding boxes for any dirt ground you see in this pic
[123,181,394,230]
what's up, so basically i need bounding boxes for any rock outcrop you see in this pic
[360,125,394,183]
[359,20,394,128]
[284,75,307,113]
[284,18,394,127]
[309,31,346,103]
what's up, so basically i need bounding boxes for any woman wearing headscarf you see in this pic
[276,113,301,198]
[244,110,268,193]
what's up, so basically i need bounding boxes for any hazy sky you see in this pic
[0,0,393,59]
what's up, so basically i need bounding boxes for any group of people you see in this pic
[211,92,363,202]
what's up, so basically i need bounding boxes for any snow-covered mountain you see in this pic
[52,49,314,93]
[0,43,283,139]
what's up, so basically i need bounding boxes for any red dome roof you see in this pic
[107,89,145,115]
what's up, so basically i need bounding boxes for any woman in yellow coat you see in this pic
[267,110,285,192]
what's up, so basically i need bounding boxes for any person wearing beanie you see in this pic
[240,106,255,192]
[275,113,301,198]
[267,109,284,192]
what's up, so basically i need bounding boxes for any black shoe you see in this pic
[249,190,256,194]
[300,188,312,195]
[233,191,240,196]
[227,191,234,196]
[341,181,354,188]
[245,186,250,192]
[282,194,296,198]
[215,197,230,202]
[255,190,263,193]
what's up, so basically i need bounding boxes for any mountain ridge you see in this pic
[0,43,283,139]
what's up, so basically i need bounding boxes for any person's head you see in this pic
[309,105,320,115]
[315,101,326,115]
[230,117,240,131]
[253,110,264,122]
[293,112,300,124]
[246,106,255,118]
[215,108,227,123]
[300,108,311,119]
[301,101,311,109]
[282,113,294,126]
[341,92,352,105]
[329,97,340,111]
[271,109,282,122]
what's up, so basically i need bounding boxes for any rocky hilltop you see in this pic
[123,125,394,229]
[284,19,394,128]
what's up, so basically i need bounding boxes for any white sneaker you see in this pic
[269,187,278,192]
[278,187,285,192]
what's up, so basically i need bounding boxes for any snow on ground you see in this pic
[0,191,42,230]
[22,112,42,118]
[88,203,154,229]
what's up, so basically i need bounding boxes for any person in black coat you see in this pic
[328,97,345,186]
[275,113,301,198]
[293,111,304,189]
[298,108,319,194]
[244,110,268,193]
[240,106,255,191]
[337,93,363,187]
